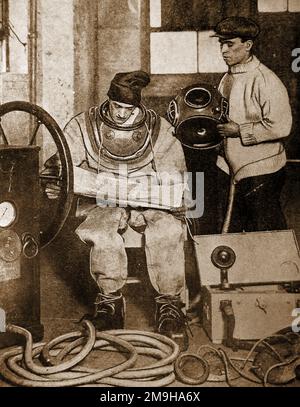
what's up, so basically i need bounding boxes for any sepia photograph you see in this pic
[0,0,300,393]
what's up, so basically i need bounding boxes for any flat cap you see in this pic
[212,17,260,40]
[107,71,150,106]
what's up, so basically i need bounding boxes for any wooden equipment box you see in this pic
[202,285,300,343]
[193,230,300,343]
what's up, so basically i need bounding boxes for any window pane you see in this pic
[150,31,198,74]
[150,0,161,27]
[160,0,222,31]
[258,0,288,12]
[161,0,195,30]
[289,0,300,11]
[198,31,227,73]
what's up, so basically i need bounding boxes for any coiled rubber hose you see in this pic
[0,322,179,387]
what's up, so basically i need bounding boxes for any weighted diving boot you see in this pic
[82,291,125,331]
[155,294,189,351]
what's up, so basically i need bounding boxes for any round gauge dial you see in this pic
[0,201,17,228]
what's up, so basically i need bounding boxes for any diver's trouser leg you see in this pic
[142,210,185,296]
[75,206,128,294]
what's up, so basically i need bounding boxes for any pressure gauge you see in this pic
[0,201,17,228]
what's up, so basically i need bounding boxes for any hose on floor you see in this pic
[0,321,180,387]
[196,336,300,387]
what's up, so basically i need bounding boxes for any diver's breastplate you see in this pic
[85,102,160,173]
[99,120,150,160]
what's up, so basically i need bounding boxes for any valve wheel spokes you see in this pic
[0,101,73,248]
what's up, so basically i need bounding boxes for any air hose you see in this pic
[221,176,236,233]
[0,322,180,387]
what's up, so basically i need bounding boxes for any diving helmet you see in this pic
[86,101,160,173]
[167,83,228,150]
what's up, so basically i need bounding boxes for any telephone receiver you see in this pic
[0,101,74,347]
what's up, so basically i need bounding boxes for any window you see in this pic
[258,0,300,12]
[289,0,300,11]
[148,0,227,74]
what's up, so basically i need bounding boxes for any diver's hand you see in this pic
[170,205,188,221]
[217,117,240,138]
[45,183,61,200]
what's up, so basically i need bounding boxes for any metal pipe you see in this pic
[28,0,38,137]
[2,0,10,72]
[28,0,37,105]
[0,308,5,332]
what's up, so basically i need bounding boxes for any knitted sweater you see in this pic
[217,55,292,182]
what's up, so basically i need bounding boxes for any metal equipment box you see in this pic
[0,146,43,347]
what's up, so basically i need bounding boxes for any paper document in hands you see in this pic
[73,166,187,209]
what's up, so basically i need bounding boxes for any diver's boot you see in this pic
[86,291,125,331]
[155,294,189,351]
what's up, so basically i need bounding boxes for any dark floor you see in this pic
[1,248,299,387]
[37,254,262,388]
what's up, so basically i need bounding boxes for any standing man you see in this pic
[213,16,293,232]
[44,71,189,349]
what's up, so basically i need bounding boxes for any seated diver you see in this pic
[44,71,191,349]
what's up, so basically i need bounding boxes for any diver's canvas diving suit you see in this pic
[47,71,189,348]
[65,101,187,298]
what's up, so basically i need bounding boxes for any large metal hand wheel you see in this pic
[0,101,73,248]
